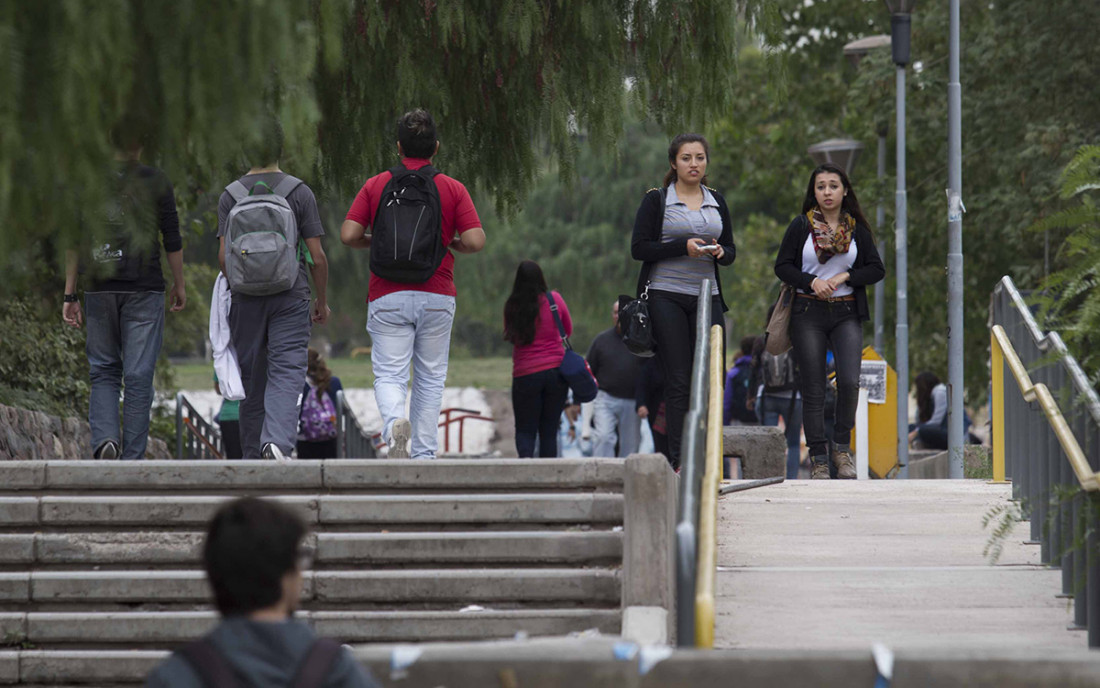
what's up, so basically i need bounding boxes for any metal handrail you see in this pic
[174,392,223,460]
[674,279,713,647]
[438,407,495,454]
[991,325,1098,491]
[335,390,377,459]
[694,323,724,648]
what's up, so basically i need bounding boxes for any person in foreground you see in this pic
[146,497,378,687]
[774,163,884,479]
[630,133,736,470]
[504,260,571,458]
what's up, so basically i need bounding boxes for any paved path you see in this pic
[714,480,1084,652]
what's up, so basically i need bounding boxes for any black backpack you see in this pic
[370,164,445,283]
[178,636,342,688]
[761,350,798,393]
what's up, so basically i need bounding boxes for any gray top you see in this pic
[928,383,948,426]
[647,184,722,296]
[218,172,325,302]
[145,617,378,688]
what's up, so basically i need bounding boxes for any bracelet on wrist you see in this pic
[63,293,79,303]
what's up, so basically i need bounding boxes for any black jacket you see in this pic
[773,215,885,322]
[630,187,736,311]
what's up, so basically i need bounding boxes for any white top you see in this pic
[208,273,246,401]
[801,234,858,297]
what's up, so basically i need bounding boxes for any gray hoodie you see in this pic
[145,618,378,688]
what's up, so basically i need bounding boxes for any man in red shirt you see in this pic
[341,110,486,458]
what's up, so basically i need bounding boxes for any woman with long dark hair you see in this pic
[775,163,885,479]
[504,260,571,458]
[631,133,736,469]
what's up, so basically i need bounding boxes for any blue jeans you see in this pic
[592,391,641,458]
[367,292,456,459]
[513,368,569,458]
[85,291,165,460]
[758,394,803,479]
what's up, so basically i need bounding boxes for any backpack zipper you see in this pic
[408,207,426,260]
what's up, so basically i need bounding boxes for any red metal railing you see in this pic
[438,407,495,454]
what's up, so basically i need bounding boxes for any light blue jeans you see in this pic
[367,292,456,459]
[592,390,641,458]
[84,291,164,460]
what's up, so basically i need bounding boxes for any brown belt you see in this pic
[796,292,855,303]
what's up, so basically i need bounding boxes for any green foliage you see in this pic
[981,501,1023,565]
[0,298,89,417]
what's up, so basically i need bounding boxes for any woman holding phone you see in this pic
[630,133,736,470]
[774,163,885,479]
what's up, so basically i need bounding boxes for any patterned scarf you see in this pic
[806,206,856,264]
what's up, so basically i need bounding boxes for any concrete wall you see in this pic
[0,403,169,461]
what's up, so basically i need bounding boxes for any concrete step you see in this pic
[0,569,620,605]
[0,608,620,646]
[0,493,623,528]
[0,459,625,493]
[0,531,622,567]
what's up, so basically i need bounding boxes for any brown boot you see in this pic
[834,445,857,479]
[810,457,831,480]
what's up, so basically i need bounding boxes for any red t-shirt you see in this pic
[345,157,481,302]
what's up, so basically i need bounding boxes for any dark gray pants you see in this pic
[229,295,311,458]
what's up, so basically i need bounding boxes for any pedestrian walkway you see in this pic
[714,480,1082,652]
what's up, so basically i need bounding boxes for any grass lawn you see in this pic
[167,355,514,391]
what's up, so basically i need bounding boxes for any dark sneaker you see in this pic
[810,457,831,480]
[834,447,857,479]
[261,443,288,462]
[388,418,411,459]
[94,440,119,461]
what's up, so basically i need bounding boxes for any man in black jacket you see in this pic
[586,299,645,457]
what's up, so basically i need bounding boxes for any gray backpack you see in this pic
[224,175,303,296]
[761,350,798,392]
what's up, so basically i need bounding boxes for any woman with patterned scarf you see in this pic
[774,163,885,479]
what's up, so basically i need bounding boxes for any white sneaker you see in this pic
[388,419,411,459]
[95,440,119,460]
[261,443,288,462]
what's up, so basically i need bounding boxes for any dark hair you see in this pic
[914,371,942,423]
[503,260,550,347]
[203,497,307,617]
[244,114,284,167]
[109,113,148,153]
[396,109,438,159]
[307,348,332,400]
[663,133,710,188]
[801,163,870,229]
[739,335,756,357]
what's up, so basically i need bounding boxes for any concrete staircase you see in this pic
[0,458,675,685]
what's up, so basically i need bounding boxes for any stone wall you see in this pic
[0,403,170,460]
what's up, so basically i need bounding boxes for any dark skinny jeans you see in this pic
[648,289,725,469]
[512,367,569,458]
[789,297,863,458]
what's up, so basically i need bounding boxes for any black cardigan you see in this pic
[773,215,885,322]
[630,187,737,311]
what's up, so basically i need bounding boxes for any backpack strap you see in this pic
[545,291,571,350]
[178,637,241,688]
[272,174,303,198]
[289,638,343,688]
[225,181,250,203]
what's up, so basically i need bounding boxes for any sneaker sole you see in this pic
[389,419,411,459]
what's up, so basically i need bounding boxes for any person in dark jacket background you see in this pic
[774,162,884,480]
[587,298,645,457]
[631,133,736,470]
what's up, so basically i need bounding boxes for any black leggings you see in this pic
[648,289,725,469]
[789,297,863,458]
[512,368,569,458]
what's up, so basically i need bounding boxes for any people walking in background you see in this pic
[213,373,242,460]
[504,261,571,458]
[586,298,645,457]
[218,116,330,461]
[341,109,485,459]
[751,321,802,479]
[723,336,759,425]
[630,133,736,470]
[636,355,669,459]
[297,348,343,459]
[145,497,379,687]
[775,163,884,479]
[62,116,186,461]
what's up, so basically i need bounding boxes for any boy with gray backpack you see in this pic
[217,118,330,460]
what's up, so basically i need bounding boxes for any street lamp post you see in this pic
[843,35,892,355]
[947,0,965,477]
[884,0,916,479]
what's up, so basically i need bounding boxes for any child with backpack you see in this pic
[297,349,343,459]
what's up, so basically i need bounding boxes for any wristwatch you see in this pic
[63,293,78,303]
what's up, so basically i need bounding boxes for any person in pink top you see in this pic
[503,261,572,458]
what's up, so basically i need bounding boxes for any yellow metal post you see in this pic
[695,324,722,648]
[990,330,1007,483]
